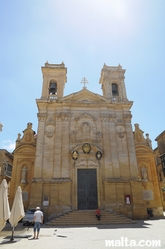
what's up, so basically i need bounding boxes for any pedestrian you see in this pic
[95,208,101,220]
[31,207,43,239]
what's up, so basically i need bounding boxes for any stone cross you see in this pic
[81,77,88,89]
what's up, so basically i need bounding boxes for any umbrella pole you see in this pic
[10,227,14,241]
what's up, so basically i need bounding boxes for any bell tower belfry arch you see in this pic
[41,61,67,99]
[99,63,128,101]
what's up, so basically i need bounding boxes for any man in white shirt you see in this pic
[32,207,43,239]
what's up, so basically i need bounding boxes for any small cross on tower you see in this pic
[81,77,88,89]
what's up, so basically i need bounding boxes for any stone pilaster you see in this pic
[100,114,112,178]
[53,115,62,178]
[33,113,46,179]
[109,117,120,178]
[61,114,71,178]
[125,115,138,178]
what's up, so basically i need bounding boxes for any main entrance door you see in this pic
[78,169,98,210]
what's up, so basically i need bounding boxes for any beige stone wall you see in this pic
[30,63,147,219]
[8,63,163,220]
[154,131,165,210]
[135,145,163,216]
[9,123,36,210]
[32,95,143,218]
[0,149,13,189]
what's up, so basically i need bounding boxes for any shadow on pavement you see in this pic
[56,235,67,238]
[0,234,31,245]
[47,219,164,230]
[0,239,19,244]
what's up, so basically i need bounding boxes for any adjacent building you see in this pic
[154,131,165,210]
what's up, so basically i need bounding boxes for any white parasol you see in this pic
[0,179,10,231]
[9,186,25,240]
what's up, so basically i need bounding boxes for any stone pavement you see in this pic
[0,218,165,249]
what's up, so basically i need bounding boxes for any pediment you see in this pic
[62,88,108,103]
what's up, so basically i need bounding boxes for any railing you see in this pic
[49,95,57,100]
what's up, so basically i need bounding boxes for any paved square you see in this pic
[0,219,165,249]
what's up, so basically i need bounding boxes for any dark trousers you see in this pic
[96,215,100,220]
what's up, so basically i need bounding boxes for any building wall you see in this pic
[29,63,163,220]
[7,63,164,220]
[9,123,36,210]
[0,149,13,192]
[154,130,165,210]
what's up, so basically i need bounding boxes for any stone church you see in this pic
[9,62,163,220]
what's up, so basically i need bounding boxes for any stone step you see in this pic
[46,210,135,226]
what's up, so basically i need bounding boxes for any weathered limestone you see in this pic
[9,123,36,210]
[8,62,163,220]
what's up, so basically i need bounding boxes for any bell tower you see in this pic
[41,61,67,99]
[99,64,128,101]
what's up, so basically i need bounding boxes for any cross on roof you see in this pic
[81,77,88,89]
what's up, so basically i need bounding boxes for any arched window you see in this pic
[112,83,118,96]
[49,80,57,95]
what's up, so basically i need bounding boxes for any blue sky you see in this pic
[0,0,165,151]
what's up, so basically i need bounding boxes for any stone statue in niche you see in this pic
[21,167,27,183]
[141,167,148,181]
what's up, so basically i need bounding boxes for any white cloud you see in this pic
[2,140,15,152]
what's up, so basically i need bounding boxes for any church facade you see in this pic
[9,62,163,220]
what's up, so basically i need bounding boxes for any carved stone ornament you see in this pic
[72,150,79,160]
[143,190,153,200]
[45,125,54,138]
[82,143,91,154]
[21,122,35,144]
[46,117,55,126]
[45,117,55,138]
[70,114,102,143]
[37,113,47,122]
[24,131,32,142]
[134,123,146,143]
[124,114,132,123]
[116,125,125,139]
[96,151,102,160]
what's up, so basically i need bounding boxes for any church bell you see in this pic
[49,82,57,95]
